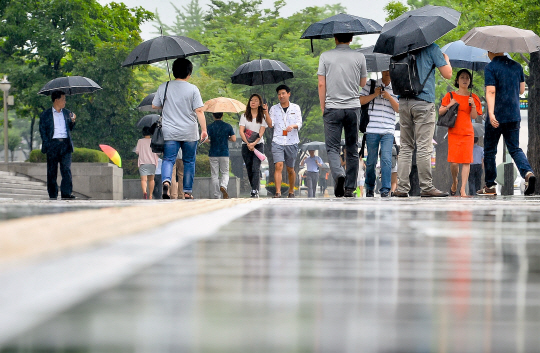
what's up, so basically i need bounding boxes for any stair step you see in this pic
[0,193,50,200]
[0,179,47,187]
[0,188,49,195]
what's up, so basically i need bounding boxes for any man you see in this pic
[300,149,323,198]
[207,112,236,199]
[468,137,483,196]
[265,84,302,198]
[393,44,453,197]
[360,70,399,198]
[318,33,367,197]
[477,51,536,195]
[39,90,77,200]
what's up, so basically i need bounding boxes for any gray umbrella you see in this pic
[137,114,160,128]
[472,122,484,138]
[231,59,293,86]
[138,92,159,112]
[300,141,326,152]
[356,46,391,72]
[38,76,102,96]
[461,25,540,53]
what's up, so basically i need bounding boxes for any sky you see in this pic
[98,0,406,47]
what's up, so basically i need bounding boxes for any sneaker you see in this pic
[366,189,375,198]
[334,176,345,197]
[477,185,496,196]
[381,191,389,198]
[61,195,76,200]
[220,186,229,199]
[162,182,170,199]
[344,188,355,197]
[525,172,536,196]
[420,188,449,197]
[251,190,259,198]
[392,191,409,197]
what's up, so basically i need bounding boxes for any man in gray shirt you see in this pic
[318,33,367,197]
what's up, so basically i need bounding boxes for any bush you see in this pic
[122,159,139,177]
[195,154,211,177]
[29,148,109,163]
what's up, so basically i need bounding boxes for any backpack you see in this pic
[389,51,435,97]
[359,79,376,158]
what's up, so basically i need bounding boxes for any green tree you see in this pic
[384,1,409,21]
[154,0,204,36]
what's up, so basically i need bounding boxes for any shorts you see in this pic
[139,164,156,176]
[272,143,298,168]
[392,164,398,173]
[357,178,365,187]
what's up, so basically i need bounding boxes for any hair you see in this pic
[245,93,264,124]
[172,58,193,79]
[213,112,223,120]
[454,69,473,89]
[51,90,65,103]
[276,84,290,94]
[334,33,353,44]
[142,126,152,136]
[474,136,479,144]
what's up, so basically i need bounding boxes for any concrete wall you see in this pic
[0,163,123,200]
[123,177,241,199]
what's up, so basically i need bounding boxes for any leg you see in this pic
[484,122,502,188]
[59,147,73,197]
[450,163,459,193]
[219,157,230,191]
[323,109,345,182]
[140,175,148,195]
[396,100,415,193]
[343,108,360,190]
[468,165,477,195]
[46,147,60,199]
[177,159,184,199]
[502,122,533,178]
[162,141,180,184]
[242,144,255,190]
[284,144,298,194]
[147,175,155,199]
[364,133,381,192]
[391,172,398,192]
[379,134,393,193]
[250,144,263,191]
[153,174,162,199]
[181,141,198,194]
[287,166,295,195]
[460,164,470,196]
[209,157,220,198]
[306,172,314,198]
[170,162,178,199]
[411,101,436,193]
[274,162,284,194]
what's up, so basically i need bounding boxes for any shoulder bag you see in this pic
[150,81,169,153]
[437,92,459,128]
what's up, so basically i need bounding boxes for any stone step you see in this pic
[0,187,49,196]
[0,178,47,187]
[0,184,48,193]
[0,193,49,200]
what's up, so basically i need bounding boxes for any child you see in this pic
[135,127,159,199]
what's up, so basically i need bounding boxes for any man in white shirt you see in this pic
[300,149,323,198]
[265,85,302,198]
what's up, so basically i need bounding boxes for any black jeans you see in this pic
[468,164,483,195]
[323,108,360,190]
[242,143,264,191]
[46,139,72,198]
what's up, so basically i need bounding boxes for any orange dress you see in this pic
[441,92,482,164]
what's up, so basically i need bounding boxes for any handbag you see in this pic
[244,129,260,143]
[150,81,169,153]
[437,92,459,128]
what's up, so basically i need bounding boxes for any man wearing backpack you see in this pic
[392,44,453,197]
[360,70,399,198]
[318,33,367,198]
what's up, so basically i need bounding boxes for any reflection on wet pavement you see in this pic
[2,198,540,353]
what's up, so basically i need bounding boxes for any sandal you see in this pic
[184,192,194,199]
[273,193,281,198]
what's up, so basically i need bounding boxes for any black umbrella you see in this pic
[356,46,391,72]
[122,35,210,67]
[137,92,158,112]
[137,114,160,128]
[373,5,461,56]
[231,59,293,86]
[38,76,102,96]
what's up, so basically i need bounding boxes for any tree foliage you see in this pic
[384,1,409,21]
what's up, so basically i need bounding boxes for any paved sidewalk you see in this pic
[1,197,540,352]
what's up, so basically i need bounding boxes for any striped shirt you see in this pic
[360,79,397,135]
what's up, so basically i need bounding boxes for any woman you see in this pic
[239,94,268,198]
[135,127,159,199]
[439,69,483,196]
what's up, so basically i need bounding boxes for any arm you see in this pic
[381,91,399,112]
[300,157,306,166]
[247,126,266,151]
[439,93,458,115]
[485,85,498,128]
[239,126,248,144]
[195,107,207,141]
[288,105,302,132]
[264,104,273,128]
[39,111,49,153]
[360,77,367,88]
[318,75,326,112]
[438,53,453,79]
[229,135,236,142]
[520,81,526,95]
[360,87,381,105]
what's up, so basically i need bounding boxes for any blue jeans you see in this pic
[365,133,393,193]
[484,121,532,187]
[162,140,197,193]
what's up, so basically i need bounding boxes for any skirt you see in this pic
[447,133,474,164]
[139,164,156,176]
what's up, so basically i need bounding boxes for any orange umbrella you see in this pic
[202,97,246,113]
[99,144,122,167]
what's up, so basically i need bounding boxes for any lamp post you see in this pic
[0,76,11,164]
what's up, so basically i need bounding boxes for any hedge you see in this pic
[29,148,109,163]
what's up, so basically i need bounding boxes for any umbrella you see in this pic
[356,46,391,72]
[202,97,246,113]
[99,144,122,168]
[472,122,484,137]
[122,35,210,67]
[38,76,101,96]
[137,114,160,128]
[231,59,293,86]
[373,5,461,56]
[301,141,326,152]
[461,25,540,53]
[254,148,266,161]
[441,40,491,71]
[138,92,158,112]
[301,13,382,39]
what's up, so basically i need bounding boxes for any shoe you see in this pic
[49,197,57,200]
[143,192,147,200]
[420,189,449,197]
[334,176,345,197]
[184,192,194,199]
[251,190,259,198]
[273,193,281,198]
[450,189,457,196]
[477,185,496,196]
[366,189,375,197]
[61,195,76,200]
[392,191,409,197]
[220,186,229,199]
[287,193,295,198]
[344,188,355,197]
[381,191,389,198]
[162,182,171,199]
[525,172,536,196]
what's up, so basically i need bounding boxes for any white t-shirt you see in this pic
[239,114,268,144]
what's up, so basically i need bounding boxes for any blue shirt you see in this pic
[304,156,323,172]
[415,44,448,103]
[472,145,484,165]
[208,120,235,157]
[484,56,525,123]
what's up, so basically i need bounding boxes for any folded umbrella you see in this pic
[253,148,266,162]
[202,97,246,113]
[356,46,391,72]
[461,25,540,53]
[137,114,160,128]
[99,144,122,168]
[138,92,158,112]
[38,76,101,96]
[231,59,293,86]
[374,5,461,56]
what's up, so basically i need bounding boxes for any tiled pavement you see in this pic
[1,197,540,352]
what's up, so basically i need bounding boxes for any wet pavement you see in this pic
[1,197,540,352]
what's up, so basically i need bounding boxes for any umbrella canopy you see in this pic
[202,97,246,113]
[300,13,382,39]
[356,46,391,72]
[138,92,158,112]
[373,5,461,56]
[38,76,102,96]
[301,141,326,152]
[122,36,210,67]
[472,122,484,138]
[231,59,293,86]
[441,40,491,71]
[99,144,122,168]
[137,114,160,128]
[461,25,540,54]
